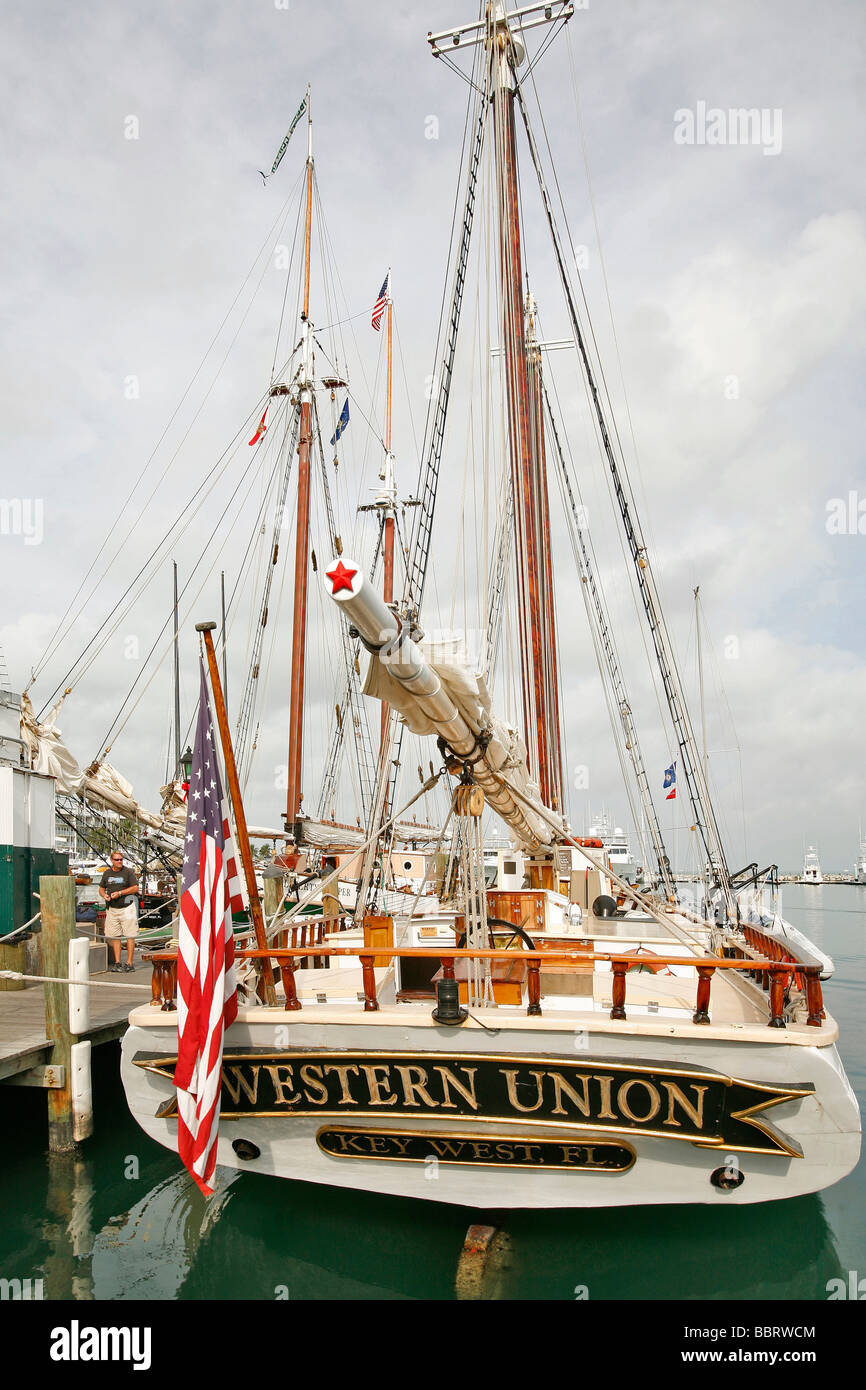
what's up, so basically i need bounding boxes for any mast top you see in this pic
[428,2,572,59]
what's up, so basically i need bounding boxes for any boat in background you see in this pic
[855,829,866,885]
[801,847,823,885]
[586,809,638,885]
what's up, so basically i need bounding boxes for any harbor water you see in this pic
[1,884,863,1301]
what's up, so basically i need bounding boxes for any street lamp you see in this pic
[181,746,193,782]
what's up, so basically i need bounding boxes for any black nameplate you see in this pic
[316,1127,636,1171]
[134,1049,812,1156]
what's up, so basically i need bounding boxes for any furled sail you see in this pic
[324,561,562,850]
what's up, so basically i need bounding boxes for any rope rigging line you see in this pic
[511,76,735,912]
[31,175,305,701]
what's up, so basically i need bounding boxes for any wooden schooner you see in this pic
[119,3,860,1208]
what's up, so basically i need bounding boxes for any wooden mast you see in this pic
[286,88,314,833]
[381,277,394,752]
[489,7,563,810]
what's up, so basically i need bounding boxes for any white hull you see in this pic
[121,1006,860,1209]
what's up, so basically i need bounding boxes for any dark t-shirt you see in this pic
[100,866,139,910]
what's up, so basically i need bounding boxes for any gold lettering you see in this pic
[502,1068,546,1113]
[328,1131,368,1154]
[359,1064,399,1106]
[661,1081,708,1130]
[395,1065,439,1108]
[495,1144,514,1161]
[221,1064,261,1107]
[299,1064,329,1105]
[388,1135,414,1156]
[264,1065,301,1106]
[618,1078,661,1124]
[322,1064,360,1105]
[433,1065,479,1111]
[549,1070,591,1117]
[428,1138,465,1159]
[470,1142,492,1160]
[593,1074,617,1120]
[366,1135,391,1154]
[558,1144,587,1165]
[513,1143,542,1161]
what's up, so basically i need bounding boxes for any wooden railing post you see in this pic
[526,958,542,1016]
[360,953,379,1012]
[441,957,456,981]
[281,957,301,1012]
[693,965,714,1025]
[610,960,628,1020]
[768,965,788,1028]
[805,968,824,1027]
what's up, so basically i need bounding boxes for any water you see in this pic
[2,884,863,1301]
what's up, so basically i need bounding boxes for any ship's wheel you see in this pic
[456,917,536,952]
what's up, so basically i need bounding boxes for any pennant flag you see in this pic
[371,271,390,331]
[174,663,238,1197]
[329,398,350,447]
[663,762,677,801]
[259,93,308,183]
[248,407,268,446]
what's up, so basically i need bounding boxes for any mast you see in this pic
[172,561,180,777]
[220,569,228,721]
[695,586,709,788]
[488,2,563,811]
[286,87,314,833]
[381,275,395,751]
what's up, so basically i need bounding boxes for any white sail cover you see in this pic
[20,693,180,841]
[362,633,560,850]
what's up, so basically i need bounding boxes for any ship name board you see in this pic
[135,1049,811,1156]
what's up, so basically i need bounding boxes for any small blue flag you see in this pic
[663,761,677,800]
[330,398,350,447]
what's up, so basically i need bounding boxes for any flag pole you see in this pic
[196,621,278,1007]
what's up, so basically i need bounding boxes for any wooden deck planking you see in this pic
[0,961,152,1080]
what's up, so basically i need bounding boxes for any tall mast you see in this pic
[172,560,180,776]
[286,86,314,832]
[695,586,709,788]
[381,275,395,751]
[488,2,563,811]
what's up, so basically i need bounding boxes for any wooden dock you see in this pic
[0,958,152,1084]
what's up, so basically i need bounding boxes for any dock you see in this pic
[0,958,151,1085]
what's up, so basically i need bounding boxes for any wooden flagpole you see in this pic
[197,622,278,1007]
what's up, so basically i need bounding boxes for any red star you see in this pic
[327,560,358,595]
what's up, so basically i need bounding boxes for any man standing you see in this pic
[99,850,140,973]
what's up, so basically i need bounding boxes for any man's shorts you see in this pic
[104,905,139,939]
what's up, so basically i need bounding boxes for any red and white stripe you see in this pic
[174,835,238,1197]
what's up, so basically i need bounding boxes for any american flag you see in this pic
[371,271,390,331]
[174,662,239,1196]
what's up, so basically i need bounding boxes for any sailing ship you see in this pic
[114,4,859,1207]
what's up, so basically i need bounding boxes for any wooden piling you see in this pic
[40,874,78,1152]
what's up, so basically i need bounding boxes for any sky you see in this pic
[1,0,864,874]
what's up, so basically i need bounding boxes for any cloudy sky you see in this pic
[1,0,863,874]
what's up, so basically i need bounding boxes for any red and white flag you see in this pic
[174,662,238,1196]
[371,271,390,331]
[248,406,268,446]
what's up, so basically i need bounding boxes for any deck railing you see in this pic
[142,940,824,1030]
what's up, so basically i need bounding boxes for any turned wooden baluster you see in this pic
[360,953,379,1012]
[805,967,824,1027]
[610,960,628,1020]
[149,959,161,1008]
[526,958,542,1016]
[768,965,788,1028]
[441,957,455,981]
[693,965,714,1025]
[281,955,301,1012]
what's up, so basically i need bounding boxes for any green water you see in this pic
[2,884,863,1301]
